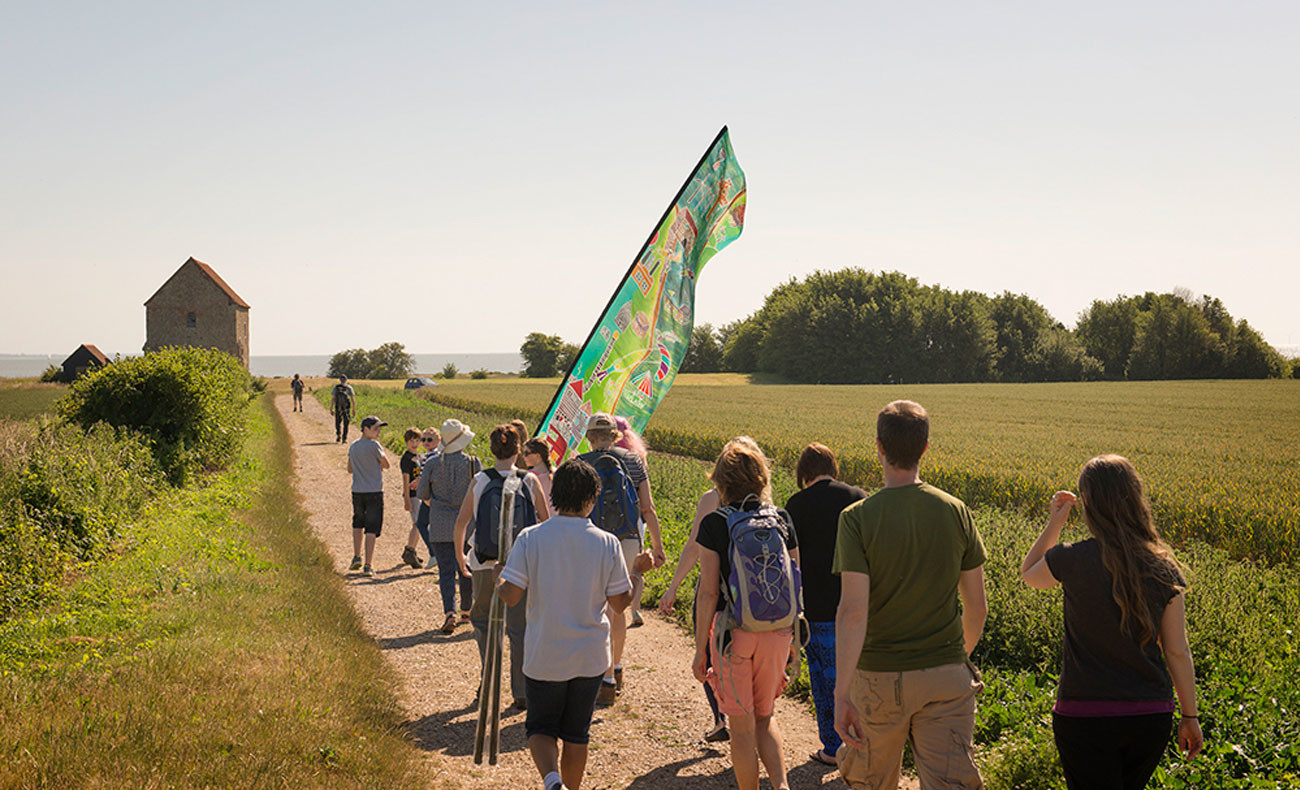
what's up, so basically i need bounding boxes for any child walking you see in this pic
[692,438,799,790]
[498,459,652,790]
[1021,454,1203,788]
[346,415,390,577]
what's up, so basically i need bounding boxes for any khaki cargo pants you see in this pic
[839,661,984,789]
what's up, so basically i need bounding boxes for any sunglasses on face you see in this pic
[421,438,437,444]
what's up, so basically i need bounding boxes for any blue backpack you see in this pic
[473,469,537,562]
[580,448,640,539]
[721,501,802,632]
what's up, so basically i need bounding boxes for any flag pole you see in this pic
[533,125,731,437]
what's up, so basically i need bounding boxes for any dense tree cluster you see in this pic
[327,342,414,380]
[520,333,580,378]
[717,269,1288,384]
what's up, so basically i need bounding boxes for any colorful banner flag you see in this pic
[537,127,747,465]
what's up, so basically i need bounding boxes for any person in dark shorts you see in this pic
[499,459,651,790]
[331,375,356,442]
[290,373,305,412]
[399,427,425,569]
[347,415,389,577]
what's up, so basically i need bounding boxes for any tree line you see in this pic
[523,269,1294,383]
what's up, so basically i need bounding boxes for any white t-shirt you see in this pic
[500,515,633,681]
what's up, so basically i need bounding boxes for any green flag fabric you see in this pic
[538,127,747,465]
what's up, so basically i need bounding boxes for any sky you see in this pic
[2,1,1297,356]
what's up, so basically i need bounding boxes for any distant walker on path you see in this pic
[331,375,356,442]
[291,373,305,412]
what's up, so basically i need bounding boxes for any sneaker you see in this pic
[629,610,644,628]
[441,612,457,634]
[596,680,617,707]
[362,565,374,577]
[614,666,624,692]
[544,779,568,790]
[459,611,472,626]
[348,556,363,571]
[704,721,730,742]
[401,546,421,569]
[425,555,438,570]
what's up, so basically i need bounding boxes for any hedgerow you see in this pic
[0,421,159,620]
[59,347,254,485]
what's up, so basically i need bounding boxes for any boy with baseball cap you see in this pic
[347,415,390,577]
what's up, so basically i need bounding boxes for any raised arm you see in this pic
[1021,491,1076,589]
[1161,593,1203,758]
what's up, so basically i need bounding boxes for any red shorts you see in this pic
[708,614,793,717]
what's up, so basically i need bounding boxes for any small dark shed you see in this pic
[62,344,109,381]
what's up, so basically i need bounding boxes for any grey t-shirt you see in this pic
[500,515,633,681]
[348,438,385,493]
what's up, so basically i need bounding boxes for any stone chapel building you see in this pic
[144,257,250,368]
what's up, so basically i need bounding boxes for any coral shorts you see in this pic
[708,614,793,717]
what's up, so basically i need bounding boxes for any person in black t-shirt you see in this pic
[330,376,356,442]
[1021,454,1203,789]
[783,443,866,766]
[398,428,425,569]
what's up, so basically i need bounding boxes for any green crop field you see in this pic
[0,383,65,420]
[325,384,1300,787]
[422,376,1300,565]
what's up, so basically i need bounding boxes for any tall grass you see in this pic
[0,396,443,788]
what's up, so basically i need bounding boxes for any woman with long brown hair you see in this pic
[1021,454,1203,789]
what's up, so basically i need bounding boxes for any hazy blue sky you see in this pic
[3,1,1297,355]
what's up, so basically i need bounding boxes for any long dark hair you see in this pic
[1077,455,1184,645]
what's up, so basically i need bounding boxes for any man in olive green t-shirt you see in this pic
[832,400,988,790]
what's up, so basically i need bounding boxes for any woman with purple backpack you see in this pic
[692,438,800,790]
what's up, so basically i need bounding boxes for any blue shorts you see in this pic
[524,674,604,745]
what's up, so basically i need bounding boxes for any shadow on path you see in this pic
[622,753,733,789]
[406,702,528,758]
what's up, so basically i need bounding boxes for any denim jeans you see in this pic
[430,541,472,614]
[806,620,841,755]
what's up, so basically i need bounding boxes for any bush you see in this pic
[59,347,254,485]
[0,420,159,619]
[470,368,489,380]
[38,365,64,384]
[440,363,457,379]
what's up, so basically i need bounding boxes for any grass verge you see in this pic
[0,394,436,788]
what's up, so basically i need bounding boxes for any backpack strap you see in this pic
[484,468,502,482]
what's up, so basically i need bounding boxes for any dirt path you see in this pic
[277,393,911,789]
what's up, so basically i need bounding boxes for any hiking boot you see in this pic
[596,680,617,707]
[348,556,363,571]
[401,545,421,569]
[441,612,457,634]
[629,610,644,628]
[510,697,527,710]
[614,667,624,692]
[704,720,730,742]
[362,565,375,577]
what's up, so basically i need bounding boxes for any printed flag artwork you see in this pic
[537,127,747,465]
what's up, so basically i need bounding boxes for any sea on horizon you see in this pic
[0,352,524,379]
